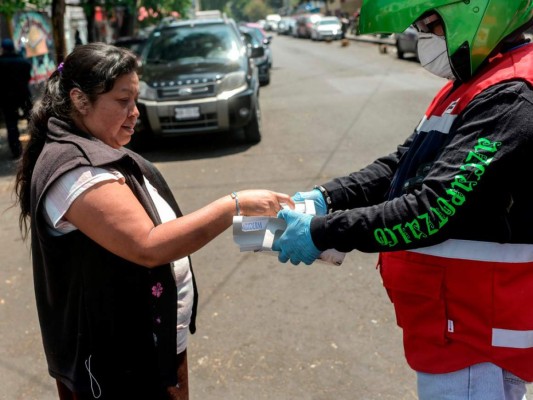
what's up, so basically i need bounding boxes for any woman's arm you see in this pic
[65,181,291,267]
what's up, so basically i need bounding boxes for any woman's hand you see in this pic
[236,190,294,216]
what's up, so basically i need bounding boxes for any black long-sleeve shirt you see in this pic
[310,80,533,253]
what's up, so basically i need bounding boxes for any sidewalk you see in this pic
[0,119,29,178]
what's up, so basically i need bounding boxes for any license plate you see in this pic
[174,107,200,120]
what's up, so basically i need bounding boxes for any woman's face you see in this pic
[75,72,140,149]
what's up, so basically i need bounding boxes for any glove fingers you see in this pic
[278,251,289,263]
[276,209,290,220]
[292,192,304,202]
[302,258,314,266]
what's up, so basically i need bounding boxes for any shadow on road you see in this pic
[133,130,255,164]
[0,126,255,179]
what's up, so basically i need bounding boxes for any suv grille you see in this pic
[159,112,219,132]
[154,78,217,100]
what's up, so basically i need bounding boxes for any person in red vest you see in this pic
[273,0,533,398]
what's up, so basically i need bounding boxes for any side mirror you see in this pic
[250,46,265,58]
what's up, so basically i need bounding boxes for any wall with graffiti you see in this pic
[12,11,56,97]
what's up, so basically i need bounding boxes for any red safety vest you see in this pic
[380,44,533,381]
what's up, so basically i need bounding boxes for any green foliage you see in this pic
[137,0,192,28]
[0,0,27,18]
[141,0,191,14]
[30,0,53,11]
[221,0,272,22]
[200,0,223,10]
[1,0,52,17]
[242,0,272,22]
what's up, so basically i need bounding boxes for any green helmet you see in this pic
[359,0,533,80]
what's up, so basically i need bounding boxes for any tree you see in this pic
[199,0,226,12]
[138,0,191,25]
[2,0,192,63]
[0,0,65,63]
[242,0,271,21]
[51,0,66,62]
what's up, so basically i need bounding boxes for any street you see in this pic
[1,35,525,399]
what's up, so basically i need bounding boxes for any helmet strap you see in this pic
[450,42,472,82]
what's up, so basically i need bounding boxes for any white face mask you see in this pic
[417,32,456,80]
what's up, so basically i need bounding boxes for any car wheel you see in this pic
[260,73,270,86]
[243,102,262,143]
[396,41,405,59]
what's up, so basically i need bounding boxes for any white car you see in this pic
[310,17,343,41]
[395,25,419,60]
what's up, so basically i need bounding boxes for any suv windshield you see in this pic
[145,23,242,65]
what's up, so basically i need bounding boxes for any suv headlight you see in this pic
[138,81,157,101]
[218,71,246,94]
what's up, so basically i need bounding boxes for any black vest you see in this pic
[31,118,197,398]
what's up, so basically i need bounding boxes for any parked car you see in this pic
[287,17,298,37]
[265,14,281,32]
[239,26,270,86]
[277,17,294,35]
[280,16,299,37]
[310,16,343,41]
[395,25,419,60]
[134,17,264,148]
[295,13,323,38]
[240,22,273,68]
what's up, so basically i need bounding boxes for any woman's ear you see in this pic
[70,88,89,115]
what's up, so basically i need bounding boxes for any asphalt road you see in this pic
[2,35,528,399]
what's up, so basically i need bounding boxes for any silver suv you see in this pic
[134,17,264,149]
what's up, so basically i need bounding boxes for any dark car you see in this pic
[134,17,264,148]
[395,26,419,60]
[240,22,273,67]
[239,26,270,86]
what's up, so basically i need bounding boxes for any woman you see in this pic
[14,43,291,400]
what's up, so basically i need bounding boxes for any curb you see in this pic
[345,33,395,46]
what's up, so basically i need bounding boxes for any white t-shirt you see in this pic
[43,165,193,354]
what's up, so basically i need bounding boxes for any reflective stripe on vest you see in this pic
[493,329,533,349]
[412,239,533,263]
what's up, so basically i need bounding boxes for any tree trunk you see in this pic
[86,0,96,43]
[51,0,66,63]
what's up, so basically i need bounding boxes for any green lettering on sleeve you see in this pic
[373,136,500,248]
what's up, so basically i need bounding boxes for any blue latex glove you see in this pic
[292,189,327,216]
[272,209,321,265]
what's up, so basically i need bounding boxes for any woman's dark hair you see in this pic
[14,42,139,237]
